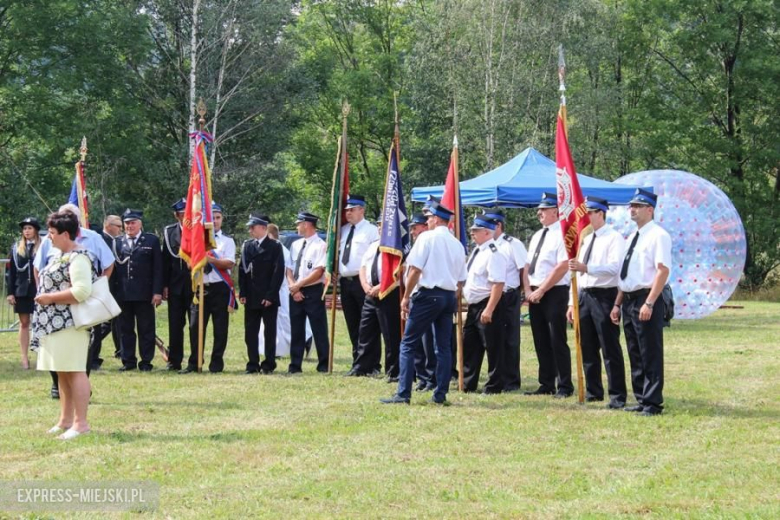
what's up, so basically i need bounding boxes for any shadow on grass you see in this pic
[105,429,253,443]
[103,400,244,410]
[669,398,780,420]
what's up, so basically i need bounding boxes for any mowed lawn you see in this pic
[1,301,778,519]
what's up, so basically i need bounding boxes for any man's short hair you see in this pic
[59,203,81,220]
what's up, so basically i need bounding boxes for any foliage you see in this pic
[1,0,778,287]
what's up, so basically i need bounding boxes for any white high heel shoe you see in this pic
[47,426,68,434]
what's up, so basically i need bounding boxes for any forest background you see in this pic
[1,0,778,289]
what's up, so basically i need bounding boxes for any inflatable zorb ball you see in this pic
[607,170,746,320]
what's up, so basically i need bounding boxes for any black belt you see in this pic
[503,286,520,294]
[581,287,617,294]
[341,275,359,281]
[623,288,650,301]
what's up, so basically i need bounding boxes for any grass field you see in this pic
[1,301,778,519]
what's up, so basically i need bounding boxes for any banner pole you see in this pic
[197,272,205,373]
[571,276,585,403]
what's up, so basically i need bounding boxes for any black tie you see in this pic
[583,233,596,265]
[371,249,380,286]
[467,247,481,271]
[293,240,307,281]
[528,227,548,276]
[342,225,355,264]
[620,232,640,280]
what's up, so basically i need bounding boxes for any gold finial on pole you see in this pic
[197,98,207,130]
[79,136,88,162]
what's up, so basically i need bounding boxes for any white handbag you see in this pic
[71,276,122,330]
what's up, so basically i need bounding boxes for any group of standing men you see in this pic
[28,185,672,416]
[380,188,671,415]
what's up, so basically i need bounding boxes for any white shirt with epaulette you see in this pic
[406,225,467,291]
[496,233,528,290]
[464,239,507,304]
[288,233,327,286]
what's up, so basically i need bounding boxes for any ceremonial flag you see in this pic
[555,103,590,259]
[441,136,467,253]
[324,132,350,292]
[378,138,410,298]
[69,156,89,228]
[180,130,217,288]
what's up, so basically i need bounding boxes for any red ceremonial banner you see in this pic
[555,110,590,259]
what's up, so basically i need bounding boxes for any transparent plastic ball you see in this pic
[607,170,746,320]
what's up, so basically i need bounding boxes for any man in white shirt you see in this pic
[338,195,380,366]
[408,213,436,391]
[288,212,330,373]
[482,209,529,392]
[610,189,672,416]
[381,201,467,406]
[181,203,236,373]
[462,215,507,394]
[567,196,628,408]
[347,221,401,379]
[524,192,573,398]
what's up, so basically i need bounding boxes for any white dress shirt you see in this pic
[406,225,467,291]
[289,233,327,285]
[360,240,382,286]
[575,225,625,289]
[618,220,672,293]
[339,218,379,277]
[496,233,528,290]
[526,221,570,287]
[463,239,507,304]
[204,230,236,284]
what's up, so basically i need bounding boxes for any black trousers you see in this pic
[501,288,522,390]
[529,285,572,394]
[245,304,278,372]
[119,300,156,369]
[91,318,121,366]
[167,290,193,368]
[289,283,329,372]
[622,289,664,413]
[188,282,230,372]
[340,276,366,362]
[414,325,436,385]
[462,295,506,393]
[579,287,627,403]
[352,289,401,376]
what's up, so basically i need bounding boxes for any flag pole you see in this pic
[76,137,89,228]
[453,135,465,393]
[196,99,207,374]
[559,46,586,404]
[328,101,350,374]
[393,92,406,337]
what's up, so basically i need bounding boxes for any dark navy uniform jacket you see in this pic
[161,223,192,296]
[113,232,163,302]
[5,242,37,298]
[238,237,285,309]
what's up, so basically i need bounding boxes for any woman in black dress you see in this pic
[5,217,41,369]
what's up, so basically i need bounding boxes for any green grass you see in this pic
[1,302,778,519]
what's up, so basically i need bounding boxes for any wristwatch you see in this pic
[644,301,654,308]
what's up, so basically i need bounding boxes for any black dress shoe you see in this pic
[554,391,573,399]
[523,387,555,396]
[414,381,428,392]
[119,365,137,372]
[51,386,60,399]
[430,397,450,406]
[606,401,626,410]
[386,376,399,383]
[179,366,196,374]
[585,396,604,403]
[166,364,182,371]
[639,409,662,416]
[139,365,153,372]
[380,395,410,404]
[259,367,273,375]
[424,383,437,392]
[624,404,644,412]
[481,388,502,395]
[344,369,360,377]
[244,369,259,375]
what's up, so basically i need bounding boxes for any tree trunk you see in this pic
[188,0,201,167]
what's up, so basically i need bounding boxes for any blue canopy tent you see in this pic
[411,147,647,208]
